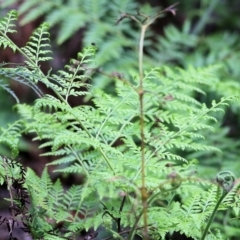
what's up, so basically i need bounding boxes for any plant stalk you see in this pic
[200,187,226,240]
[138,23,148,240]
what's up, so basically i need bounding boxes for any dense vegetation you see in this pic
[0,1,240,239]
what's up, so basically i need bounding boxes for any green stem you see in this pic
[201,187,226,240]
[138,23,148,240]
[126,5,178,239]
[201,171,235,240]
[138,25,147,81]
[128,181,181,240]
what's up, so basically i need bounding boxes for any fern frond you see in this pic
[0,10,18,40]
[34,94,68,112]
[0,119,23,156]
[57,10,88,45]
[0,10,18,51]
[0,9,18,34]
[18,1,57,25]
[0,19,52,99]
[49,45,97,100]
[43,234,67,240]
[21,22,52,67]
[0,64,44,96]
[63,185,82,212]
[25,168,49,210]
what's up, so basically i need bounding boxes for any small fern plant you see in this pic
[0,7,240,240]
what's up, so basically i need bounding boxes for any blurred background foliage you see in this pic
[0,0,240,238]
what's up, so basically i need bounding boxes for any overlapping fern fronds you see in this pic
[24,167,98,239]
[15,61,235,220]
[0,9,97,103]
[0,8,239,240]
[0,12,51,101]
[0,119,23,156]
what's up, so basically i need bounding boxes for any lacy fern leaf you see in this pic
[21,22,52,67]
[0,10,18,51]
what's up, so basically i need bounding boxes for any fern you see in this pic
[49,45,97,100]
[0,0,142,91]
[0,64,44,97]
[15,165,99,238]
[21,22,52,67]
[0,6,240,240]
[0,14,52,102]
[14,59,237,239]
[0,10,18,51]
[0,119,23,156]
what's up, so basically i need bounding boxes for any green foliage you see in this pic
[0,0,142,89]
[0,119,23,156]
[0,10,18,50]
[22,22,52,67]
[0,156,100,239]
[1,0,139,45]
[0,4,240,240]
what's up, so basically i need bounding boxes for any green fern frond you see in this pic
[43,235,67,240]
[49,45,97,100]
[19,1,57,25]
[0,10,18,34]
[0,19,52,100]
[25,168,49,211]
[56,163,85,174]
[63,185,82,211]
[34,94,63,110]
[21,22,52,67]
[0,120,23,156]
[0,10,18,35]
[0,10,18,51]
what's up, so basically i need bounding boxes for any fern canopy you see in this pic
[0,6,240,240]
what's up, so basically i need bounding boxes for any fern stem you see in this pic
[139,25,147,80]
[138,22,148,240]
[201,171,235,240]
[133,5,179,237]
[200,187,226,240]
[128,180,181,240]
[98,147,115,173]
